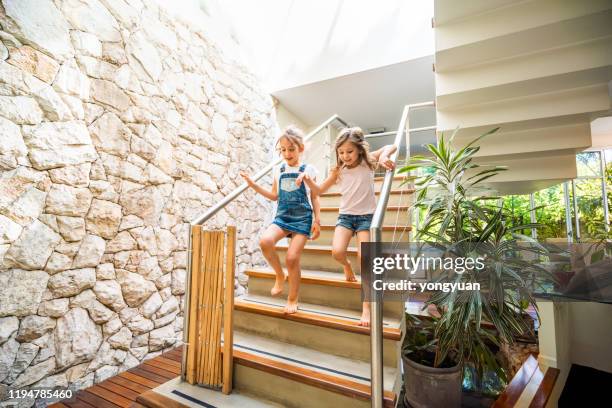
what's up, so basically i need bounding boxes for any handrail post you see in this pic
[369,102,434,407]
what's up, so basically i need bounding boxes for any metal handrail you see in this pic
[181,113,349,380]
[191,114,349,225]
[369,101,435,408]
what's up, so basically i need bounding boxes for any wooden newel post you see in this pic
[183,225,236,393]
[222,226,236,394]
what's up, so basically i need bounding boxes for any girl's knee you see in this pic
[285,252,300,267]
[259,237,274,251]
[332,248,346,261]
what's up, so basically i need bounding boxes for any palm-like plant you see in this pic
[399,128,551,388]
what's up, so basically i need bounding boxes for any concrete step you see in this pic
[229,330,398,408]
[233,294,402,367]
[276,243,359,273]
[245,268,404,319]
[319,206,410,225]
[319,189,414,207]
[143,377,284,407]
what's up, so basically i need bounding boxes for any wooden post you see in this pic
[222,226,236,394]
[185,226,201,384]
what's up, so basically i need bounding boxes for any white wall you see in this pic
[569,302,612,373]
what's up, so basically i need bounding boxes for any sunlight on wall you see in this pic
[199,0,434,91]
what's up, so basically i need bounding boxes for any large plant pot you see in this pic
[403,354,462,408]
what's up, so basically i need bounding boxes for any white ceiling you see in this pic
[272,55,436,131]
[198,0,434,92]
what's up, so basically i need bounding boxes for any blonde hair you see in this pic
[334,127,376,170]
[276,125,305,150]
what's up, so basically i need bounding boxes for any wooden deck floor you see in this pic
[49,346,183,408]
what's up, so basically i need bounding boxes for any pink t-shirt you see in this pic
[337,161,376,215]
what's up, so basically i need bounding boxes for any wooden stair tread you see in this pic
[225,344,396,408]
[137,389,189,408]
[319,224,411,231]
[320,205,410,211]
[234,296,401,340]
[492,354,560,408]
[321,188,415,197]
[374,175,406,181]
[276,242,358,253]
[246,268,362,288]
[230,330,398,383]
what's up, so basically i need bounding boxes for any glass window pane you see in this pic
[574,179,605,238]
[534,184,567,240]
[576,151,602,178]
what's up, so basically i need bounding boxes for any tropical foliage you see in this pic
[399,128,550,387]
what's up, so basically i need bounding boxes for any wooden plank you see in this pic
[529,367,560,408]
[97,380,141,402]
[492,354,539,408]
[222,226,236,394]
[321,189,415,197]
[203,231,221,385]
[185,225,201,384]
[119,371,161,389]
[129,403,148,408]
[197,231,214,384]
[320,205,409,212]
[164,352,183,363]
[231,349,396,408]
[47,404,71,408]
[156,356,182,368]
[137,363,178,380]
[163,348,183,358]
[87,385,133,408]
[212,230,226,386]
[319,224,411,231]
[75,390,121,408]
[127,367,168,384]
[234,301,402,340]
[62,396,97,408]
[142,359,181,375]
[276,244,358,255]
[136,390,190,408]
[106,375,151,394]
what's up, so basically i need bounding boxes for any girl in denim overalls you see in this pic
[299,127,396,326]
[240,126,321,314]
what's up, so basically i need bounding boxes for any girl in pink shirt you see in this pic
[300,127,396,326]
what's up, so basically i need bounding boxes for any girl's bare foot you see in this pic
[284,298,299,314]
[359,306,371,327]
[343,262,357,282]
[270,275,285,296]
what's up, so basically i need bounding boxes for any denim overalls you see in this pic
[272,164,313,237]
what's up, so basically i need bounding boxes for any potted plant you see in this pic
[398,128,550,407]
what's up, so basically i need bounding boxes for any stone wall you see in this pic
[0,0,275,401]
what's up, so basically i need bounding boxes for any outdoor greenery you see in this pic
[399,128,550,392]
[504,151,612,240]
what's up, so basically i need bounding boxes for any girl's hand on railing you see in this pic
[378,155,395,171]
[239,171,255,188]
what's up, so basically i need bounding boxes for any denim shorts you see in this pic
[336,213,373,233]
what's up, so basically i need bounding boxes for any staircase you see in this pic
[226,175,413,407]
